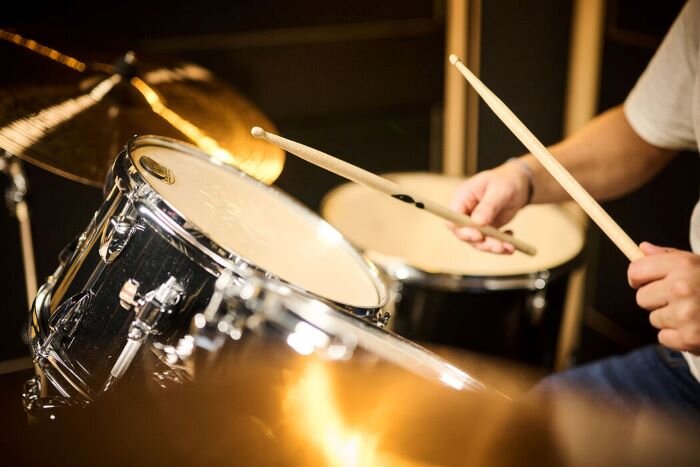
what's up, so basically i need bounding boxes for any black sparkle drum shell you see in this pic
[322,172,586,368]
[27,135,388,404]
[388,269,572,367]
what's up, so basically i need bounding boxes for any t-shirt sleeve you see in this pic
[624,0,700,150]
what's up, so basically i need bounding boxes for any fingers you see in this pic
[657,325,700,353]
[448,189,479,219]
[657,328,685,351]
[470,183,513,226]
[452,227,515,254]
[628,252,680,288]
[472,236,514,254]
[640,241,675,256]
[449,175,488,215]
[448,176,488,242]
[454,182,514,250]
[635,279,670,310]
[648,306,677,330]
[452,226,484,243]
[447,168,522,254]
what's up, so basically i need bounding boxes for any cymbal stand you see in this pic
[1,152,46,412]
[1,151,38,306]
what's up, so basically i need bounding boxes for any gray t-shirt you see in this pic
[624,0,700,381]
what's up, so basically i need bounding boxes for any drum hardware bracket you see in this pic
[191,271,254,353]
[375,310,391,328]
[150,335,197,387]
[22,375,71,419]
[527,271,551,325]
[48,291,94,339]
[105,276,184,391]
[99,197,144,264]
[1,152,28,212]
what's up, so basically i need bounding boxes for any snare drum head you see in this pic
[130,139,385,309]
[322,172,585,277]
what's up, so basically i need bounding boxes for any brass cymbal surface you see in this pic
[0,30,284,186]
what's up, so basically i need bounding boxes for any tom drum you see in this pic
[322,172,585,367]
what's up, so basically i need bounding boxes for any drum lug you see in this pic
[375,310,392,328]
[99,217,138,263]
[105,276,184,391]
[99,202,143,263]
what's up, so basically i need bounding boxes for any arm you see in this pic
[525,105,677,203]
[449,105,677,253]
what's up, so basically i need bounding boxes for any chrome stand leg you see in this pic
[1,154,38,305]
[1,153,47,406]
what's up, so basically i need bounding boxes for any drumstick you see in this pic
[449,54,643,262]
[251,126,537,256]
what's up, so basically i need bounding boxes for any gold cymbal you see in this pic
[0,30,284,186]
[19,341,700,466]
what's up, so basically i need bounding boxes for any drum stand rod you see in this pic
[1,155,38,305]
[1,153,45,407]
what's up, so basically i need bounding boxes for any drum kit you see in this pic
[4,28,700,466]
[1,30,487,417]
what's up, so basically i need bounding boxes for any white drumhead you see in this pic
[322,172,585,277]
[132,144,384,308]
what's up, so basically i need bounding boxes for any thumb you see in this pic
[640,241,676,256]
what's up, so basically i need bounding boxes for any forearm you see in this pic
[519,105,678,204]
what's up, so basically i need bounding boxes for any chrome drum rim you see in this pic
[115,135,388,317]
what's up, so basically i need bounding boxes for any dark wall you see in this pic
[477,0,573,169]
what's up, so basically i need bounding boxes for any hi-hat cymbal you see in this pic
[0,30,284,186]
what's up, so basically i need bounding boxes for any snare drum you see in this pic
[322,172,585,367]
[20,275,496,465]
[24,135,387,411]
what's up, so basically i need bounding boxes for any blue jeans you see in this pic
[535,345,700,416]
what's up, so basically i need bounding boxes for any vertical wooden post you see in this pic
[555,0,606,371]
[443,0,481,176]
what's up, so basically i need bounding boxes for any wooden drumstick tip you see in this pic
[449,54,461,65]
[251,126,266,138]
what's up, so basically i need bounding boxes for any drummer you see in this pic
[449,0,700,413]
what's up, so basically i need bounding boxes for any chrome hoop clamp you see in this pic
[104,276,184,391]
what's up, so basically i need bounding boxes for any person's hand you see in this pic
[448,160,531,254]
[628,242,700,354]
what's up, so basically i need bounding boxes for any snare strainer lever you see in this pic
[104,276,183,392]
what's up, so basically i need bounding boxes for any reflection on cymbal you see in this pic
[0,29,284,186]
